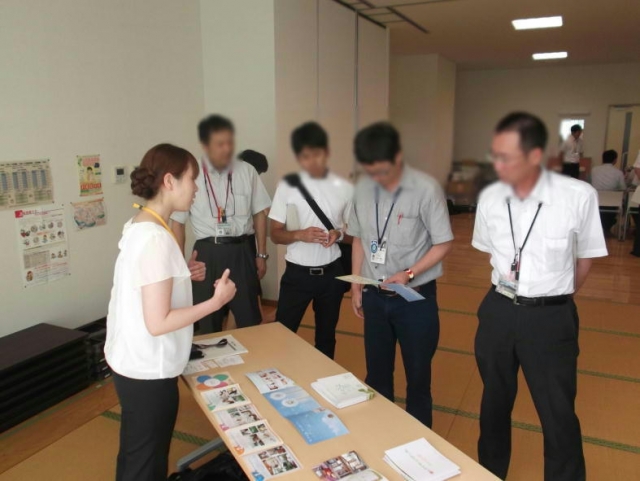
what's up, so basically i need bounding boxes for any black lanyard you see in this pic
[507,198,542,280]
[375,187,402,245]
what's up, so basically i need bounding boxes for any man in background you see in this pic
[171,115,271,333]
[269,122,353,359]
[591,149,626,235]
[560,124,584,179]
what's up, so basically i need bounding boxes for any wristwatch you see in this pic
[404,269,415,281]
[257,253,270,260]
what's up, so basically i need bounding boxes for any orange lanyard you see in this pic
[132,203,179,245]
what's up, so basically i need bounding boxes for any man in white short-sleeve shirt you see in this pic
[472,112,607,481]
[269,122,353,359]
[559,124,584,179]
[171,115,271,333]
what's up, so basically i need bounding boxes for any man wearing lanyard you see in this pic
[171,115,271,333]
[472,112,607,481]
[348,122,454,428]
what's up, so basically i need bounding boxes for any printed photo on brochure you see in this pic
[227,421,282,455]
[214,404,263,431]
[247,446,301,480]
[201,384,250,412]
[246,368,295,394]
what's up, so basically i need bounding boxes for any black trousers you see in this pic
[632,213,640,256]
[362,281,440,428]
[112,372,179,481]
[562,163,580,179]
[192,237,261,333]
[277,260,345,359]
[475,289,585,481]
[599,212,617,235]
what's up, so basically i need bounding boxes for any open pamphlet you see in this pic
[383,438,461,481]
[193,372,234,392]
[195,334,248,360]
[246,445,302,480]
[201,384,250,412]
[313,450,388,481]
[336,276,425,302]
[214,404,264,431]
[226,420,283,455]
[246,368,296,394]
[311,372,375,409]
[264,385,349,444]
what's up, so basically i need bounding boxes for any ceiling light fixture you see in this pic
[512,16,563,30]
[532,51,568,60]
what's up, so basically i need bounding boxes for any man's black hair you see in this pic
[238,149,268,174]
[354,122,401,164]
[571,124,583,134]
[291,122,328,155]
[495,112,548,153]
[198,114,235,144]
[602,149,618,164]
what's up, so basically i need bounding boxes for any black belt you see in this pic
[286,260,340,276]
[492,285,571,306]
[201,235,251,245]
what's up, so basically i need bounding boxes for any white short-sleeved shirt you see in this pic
[561,136,584,164]
[269,171,353,267]
[171,157,271,239]
[105,221,193,380]
[631,150,640,186]
[472,170,608,297]
[591,163,626,191]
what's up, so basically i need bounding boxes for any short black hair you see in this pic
[495,112,548,154]
[238,149,268,174]
[571,124,583,133]
[354,122,401,164]
[198,114,235,144]
[291,122,328,155]
[602,149,618,164]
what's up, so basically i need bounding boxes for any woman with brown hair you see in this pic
[105,144,237,481]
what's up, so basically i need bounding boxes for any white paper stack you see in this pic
[383,438,461,481]
[311,372,374,409]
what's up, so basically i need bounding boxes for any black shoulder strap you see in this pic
[284,173,335,232]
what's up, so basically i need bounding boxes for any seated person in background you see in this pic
[591,150,625,236]
[591,150,625,191]
[631,150,640,257]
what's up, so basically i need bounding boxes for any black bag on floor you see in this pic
[167,451,249,481]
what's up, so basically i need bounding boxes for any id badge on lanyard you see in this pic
[371,187,402,266]
[496,199,543,301]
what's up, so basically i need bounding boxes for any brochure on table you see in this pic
[312,373,375,409]
[227,420,283,455]
[313,450,388,481]
[383,438,461,481]
[196,334,248,360]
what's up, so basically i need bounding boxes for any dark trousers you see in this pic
[562,163,580,179]
[361,281,440,428]
[277,260,345,359]
[475,289,585,481]
[112,373,179,481]
[599,212,617,235]
[192,237,261,333]
[633,213,640,256]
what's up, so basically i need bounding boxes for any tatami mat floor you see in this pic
[1,214,638,480]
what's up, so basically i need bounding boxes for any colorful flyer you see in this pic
[288,408,349,445]
[71,197,106,230]
[246,368,295,394]
[264,386,321,418]
[226,421,282,455]
[193,372,234,392]
[77,154,102,196]
[213,404,263,431]
[201,384,250,412]
[246,446,302,480]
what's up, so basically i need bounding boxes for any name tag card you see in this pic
[370,240,387,265]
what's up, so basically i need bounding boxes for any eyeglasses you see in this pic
[486,152,525,164]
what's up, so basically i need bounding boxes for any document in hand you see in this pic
[311,372,374,409]
[383,438,461,481]
[336,276,425,302]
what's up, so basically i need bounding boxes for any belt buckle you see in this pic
[310,267,324,276]
[512,295,521,306]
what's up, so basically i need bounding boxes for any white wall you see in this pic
[0,0,205,337]
[390,54,456,186]
[199,0,279,300]
[454,62,640,163]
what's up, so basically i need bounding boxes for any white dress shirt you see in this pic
[591,163,626,191]
[561,136,584,164]
[269,171,353,267]
[472,170,607,297]
[631,150,640,186]
[105,221,193,379]
[171,157,271,239]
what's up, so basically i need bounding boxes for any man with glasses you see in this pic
[171,115,271,333]
[347,122,453,428]
[473,112,607,481]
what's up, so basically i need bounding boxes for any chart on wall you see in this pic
[77,154,102,196]
[0,159,54,210]
[71,198,107,230]
[15,205,70,288]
